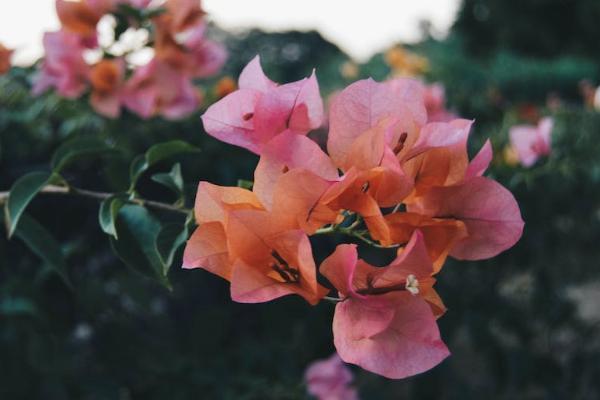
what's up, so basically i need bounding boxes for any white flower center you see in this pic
[405,274,419,295]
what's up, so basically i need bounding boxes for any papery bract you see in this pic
[304,353,359,400]
[183,182,263,279]
[408,177,525,260]
[509,117,553,167]
[327,77,427,168]
[320,232,449,379]
[33,31,90,98]
[253,130,338,209]
[225,210,328,304]
[383,212,467,271]
[202,56,323,154]
[183,182,327,305]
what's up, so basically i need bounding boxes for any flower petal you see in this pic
[201,88,262,153]
[182,223,231,280]
[328,78,426,167]
[409,177,524,260]
[333,293,449,379]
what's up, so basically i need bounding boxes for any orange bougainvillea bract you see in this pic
[184,56,525,379]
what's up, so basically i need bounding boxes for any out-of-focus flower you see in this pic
[423,82,456,122]
[213,76,236,99]
[594,87,600,111]
[305,353,359,400]
[33,31,90,98]
[90,58,125,118]
[385,45,429,77]
[340,61,359,80]
[0,42,13,75]
[579,79,596,109]
[503,145,520,167]
[122,59,200,119]
[516,103,540,124]
[55,0,108,40]
[153,0,226,78]
[509,117,553,167]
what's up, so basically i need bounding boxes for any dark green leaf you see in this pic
[14,214,70,286]
[151,163,184,205]
[110,205,170,288]
[0,297,38,317]
[98,195,127,239]
[237,179,254,190]
[4,171,62,237]
[141,6,167,19]
[129,141,200,190]
[51,136,120,173]
[156,223,189,274]
[145,140,201,165]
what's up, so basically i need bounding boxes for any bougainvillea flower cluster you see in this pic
[184,56,524,379]
[33,0,226,119]
[509,117,553,167]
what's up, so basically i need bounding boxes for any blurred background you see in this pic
[1,0,600,399]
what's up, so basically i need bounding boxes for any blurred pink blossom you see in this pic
[304,353,359,400]
[509,117,553,167]
[32,31,90,99]
[122,59,200,119]
[424,82,456,122]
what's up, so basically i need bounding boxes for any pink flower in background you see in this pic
[122,59,200,120]
[33,31,90,99]
[509,117,553,167]
[305,353,359,400]
[423,82,456,122]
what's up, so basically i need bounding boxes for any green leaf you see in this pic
[237,179,254,190]
[98,195,127,239]
[151,163,184,205]
[4,171,62,237]
[156,223,189,273]
[51,136,120,173]
[110,205,171,288]
[129,140,200,191]
[14,214,70,286]
[141,6,167,19]
[0,297,38,317]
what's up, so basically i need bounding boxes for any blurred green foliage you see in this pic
[454,0,600,58]
[1,17,600,400]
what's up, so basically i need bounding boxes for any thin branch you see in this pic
[0,184,191,215]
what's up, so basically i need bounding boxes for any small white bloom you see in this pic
[405,274,419,295]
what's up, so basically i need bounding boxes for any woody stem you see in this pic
[0,184,191,215]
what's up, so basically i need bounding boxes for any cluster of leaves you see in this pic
[3,136,201,288]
